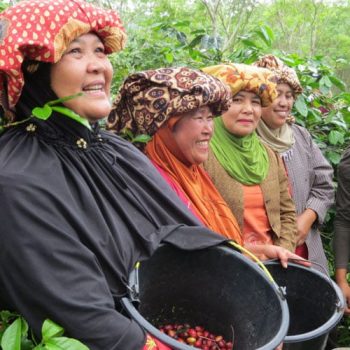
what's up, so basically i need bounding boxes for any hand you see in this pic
[339,282,350,316]
[143,334,172,350]
[246,243,311,269]
[296,209,317,246]
[336,269,350,316]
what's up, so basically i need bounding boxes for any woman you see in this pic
[254,55,334,274]
[109,66,306,264]
[0,2,226,349]
[334,146,350,315]
[202,64,297,252]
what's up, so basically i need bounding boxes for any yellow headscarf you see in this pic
[203,63,277,106]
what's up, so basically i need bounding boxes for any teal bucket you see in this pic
[121,244,289,350]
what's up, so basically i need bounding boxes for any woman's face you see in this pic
[50,33,113,121]
[172,106,214,165]
[221,91,262,137]
[261,83,295,130]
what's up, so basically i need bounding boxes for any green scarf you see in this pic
[211,117,269,185]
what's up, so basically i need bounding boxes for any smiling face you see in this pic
[50,33,113,122]
[221,91,262,137]
[172,106,214,165]
[261,83,295,130]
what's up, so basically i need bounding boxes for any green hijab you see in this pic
[211,117,269,185]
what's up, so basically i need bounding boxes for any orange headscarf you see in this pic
[145,121,242,244]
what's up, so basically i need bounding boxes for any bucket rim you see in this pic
[122,244,290,350]
[264,260,346,343]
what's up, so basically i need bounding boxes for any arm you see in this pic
[273,154,297,252]
[305,135,334,226]
[333,148,350,315]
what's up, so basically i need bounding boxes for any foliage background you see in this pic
[1,0,350,347]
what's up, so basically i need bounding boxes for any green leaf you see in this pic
[255,26,273,46]
[132,134,152,143]
[326,150,342,165]
[328,130,345,145]
[188,34,205,48]
[1,318,22,350]
[329,76,346,91]
[32,105,53,120]
[319,84,331,95]
[320,75,332,88]
[294,95,308,117]
[164,52,174,63]
[45,337,89,350]
[42,320,64,341]
[50,107,91,130]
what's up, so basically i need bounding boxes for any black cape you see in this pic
[0,116,225,350]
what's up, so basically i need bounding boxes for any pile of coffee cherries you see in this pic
[158,324,233,349]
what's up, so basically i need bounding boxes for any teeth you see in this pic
[83,85,103,91]
[197,141,208,146]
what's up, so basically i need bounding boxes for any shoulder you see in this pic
[291,124,312,142]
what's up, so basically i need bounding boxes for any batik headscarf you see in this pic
[107,67,232,136]
[203,63,278,107]
[109,67,242,244]
[203,63,277,185]
[0,0,127,119]
[254,55,301,156]
[253,54,302,95]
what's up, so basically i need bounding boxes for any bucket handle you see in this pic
[126,262,141,304]
[228,240,275,282]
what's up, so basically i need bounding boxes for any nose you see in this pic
[87,57,105,74]
[241,100,254,113]
[277,94,288,107]
[202,118,214,135]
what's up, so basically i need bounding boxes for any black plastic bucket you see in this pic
[264,261,345,350]
[121,244,289,350]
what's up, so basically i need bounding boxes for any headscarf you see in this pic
[203,63,278,107]
[0,0,127,119]
[253,54,303,95]
[211,118,269,185]
[109,67,242,243]
[256,119,295,157]
[203,63,275,185]
[107,67,232,137]
[253,55,301,156]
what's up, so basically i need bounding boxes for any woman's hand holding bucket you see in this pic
[245,243,312,268]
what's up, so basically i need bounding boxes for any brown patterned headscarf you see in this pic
[203,63,277,107]
[0,0,126,116]
[253,55,303,95]
[107,67,232,136]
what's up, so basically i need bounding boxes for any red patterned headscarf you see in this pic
[0,0,126,116]
[107,67,232,137]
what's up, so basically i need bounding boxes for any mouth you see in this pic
[82,82,106,96]
[196,140,210,150]
[274,110,289,118]
[237,119,253,124]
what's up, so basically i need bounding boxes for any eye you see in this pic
[69,47,80,53]
[252,99,262,106]
[232,97,242,103]
[96,46,106,53]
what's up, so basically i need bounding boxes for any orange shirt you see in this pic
[242,184,273,246]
